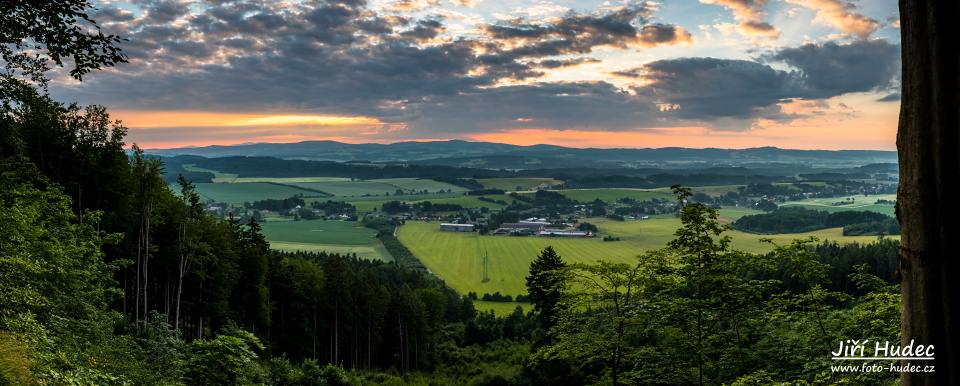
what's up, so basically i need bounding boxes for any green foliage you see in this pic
[186,327,266,385]
[0,0,125,88]
[525,247,568,330]
[733,207,895,234]
[537,186,901,385]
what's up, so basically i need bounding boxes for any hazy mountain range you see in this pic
[147,140,897,170]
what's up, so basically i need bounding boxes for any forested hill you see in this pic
[146,140,897,169]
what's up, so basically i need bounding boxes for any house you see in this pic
[538,230,591,237]
[440,223,475,232]
[499,222,546,231]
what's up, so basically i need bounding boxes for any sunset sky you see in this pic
[53,0,901,150]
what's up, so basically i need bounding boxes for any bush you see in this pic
[301,361,358,386]
[185,329,266,385]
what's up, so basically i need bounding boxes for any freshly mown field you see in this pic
[261,220,392,261]
[192,182,320,203]
[397,218,897,310]
[478,177,563,191]
[779,194,896,217]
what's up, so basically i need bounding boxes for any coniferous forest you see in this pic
[0,2,912,385]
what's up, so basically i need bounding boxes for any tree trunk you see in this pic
[897,0,959,384]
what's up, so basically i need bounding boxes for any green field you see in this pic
[228,176,352,183]
[474,301,529,316]
[478,177,563,191]
[182,164,239,182]
[553,188,675,203]
[779,194,896,217]
[717,207,764,221]
[286,178,467,197]
[192,182,321,203]
[397,218,897,309]
[344,193,508,212]
[261,220,392,261]
[370,178,468,193]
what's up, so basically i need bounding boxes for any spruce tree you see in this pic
[526,246,567,330]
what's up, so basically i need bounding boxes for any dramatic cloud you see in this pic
[49,0,899,144]
[482,4,691,58]
[701,0,780,38]
[787,0,880,39]
[639,24,694,47]
[402,82,662,134]
[535,57,601,69]
[639,58,798,120]
[610,40,900,125]
[768,39,900,96]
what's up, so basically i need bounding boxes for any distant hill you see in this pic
[146,140,897,169]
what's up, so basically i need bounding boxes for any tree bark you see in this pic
[897,0,959,384]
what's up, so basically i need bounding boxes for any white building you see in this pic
[440,223,475,232]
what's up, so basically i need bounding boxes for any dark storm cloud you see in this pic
[138,0,191,24]
[483,4,690,59]
[639,58,799,119]
[613,39,900,123]
[405,82,662,133]
[91,7,136,23]
[399,19,445,41]
[768,40,900,97]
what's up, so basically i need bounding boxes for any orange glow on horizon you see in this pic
[114,93,898,151]
[112,110,384,128]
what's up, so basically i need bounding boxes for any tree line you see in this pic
[733,206,899,235]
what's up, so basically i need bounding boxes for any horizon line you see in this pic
[139,139,899,153]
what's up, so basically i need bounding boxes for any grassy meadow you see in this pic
[260,220,392,261]
[478,177,563,191]
[553,188,675,202]
[397,217,897,311]
[192,182,321,203]
[779,194,896,216]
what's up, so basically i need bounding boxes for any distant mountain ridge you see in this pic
[146,140,897,169]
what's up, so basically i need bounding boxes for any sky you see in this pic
[52,0,902,150]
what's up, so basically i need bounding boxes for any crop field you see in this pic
[343,193,510,212]
[397,218,897,310]
[228,177,352,183]
[553,188,676,203]
[779,194,896,217]
[286,178,467,197]
[370,178,468,193]
[260,220,392,261]
[192,182,321,203]
[717,207,764,221]
[478,177,563,191]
